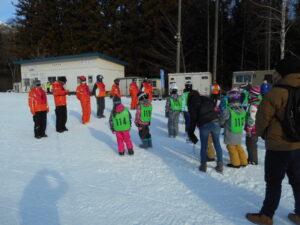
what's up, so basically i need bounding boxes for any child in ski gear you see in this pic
[182,81,192,142]
[28,80,49,139]
[220,89,248,168]
[165,84,182,138]
[92,75,106,118]
[135,92,152,149]
[246,54,300,225]
[76,76,91,124]
[109,97,134,156]
[188,90,223,173]
[52,77,69,133]
[244,86,262,165]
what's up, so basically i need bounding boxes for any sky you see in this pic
[0,0,18,23]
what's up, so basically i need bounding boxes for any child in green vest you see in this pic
[109,97,134,156]
[220,89,248,168]
[135,92,152,149]
[165,84,182,138]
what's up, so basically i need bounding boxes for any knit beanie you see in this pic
[275,54,300,77]
[113,96,121,105]
[249,86,260,96]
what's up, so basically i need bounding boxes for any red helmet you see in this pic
[79,76,86,81]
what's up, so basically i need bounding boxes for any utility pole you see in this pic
[207,0,210,72]
[213,0,219,82]
[175,0,182,73]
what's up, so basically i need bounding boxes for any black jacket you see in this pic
[188,90,219,143]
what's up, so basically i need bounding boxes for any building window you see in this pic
[235,74,252,84]
[202,76,208,79]
[152,81,157,87]
[185,77,191,80]
[48,77,56,84]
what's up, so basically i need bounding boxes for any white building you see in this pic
[14,52,128,93]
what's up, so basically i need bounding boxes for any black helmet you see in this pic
[114,78,120,85]
[97,75,103,82]
[138,92,149,101]
[185,81,192,90]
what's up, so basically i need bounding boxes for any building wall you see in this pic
[20,56,125,92]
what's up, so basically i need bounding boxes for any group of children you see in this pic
[109,92,153,156]
[164,81,263,170]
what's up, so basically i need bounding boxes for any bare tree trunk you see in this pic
[207,0,210,72]
[280,0,287,59]
[266,0,272,69]
[176,0,182,72]
[213,0,219,82]
[241,6,246,70]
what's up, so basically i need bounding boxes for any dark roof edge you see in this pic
[13,52,129,66]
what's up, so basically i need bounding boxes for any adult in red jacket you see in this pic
[111,78,121,97]
[92,75,106,118]
[129,78,139,109]
[28,80,49,139]
[52,77,69,132]
[76,76,91,124]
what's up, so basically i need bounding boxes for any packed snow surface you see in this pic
[0,93,294,225]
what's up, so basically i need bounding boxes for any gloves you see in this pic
[188,133,198,144]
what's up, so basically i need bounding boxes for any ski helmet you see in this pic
[138,92,149,101]
[79,76,86,82]
[227,89,241,101]
[114,78,120,85]
[97,75,103,82]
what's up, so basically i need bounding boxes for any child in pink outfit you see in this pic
[109,97,134,156]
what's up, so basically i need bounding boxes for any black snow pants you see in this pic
[33,111,47,138]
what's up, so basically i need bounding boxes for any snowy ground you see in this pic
[0,93,295,225]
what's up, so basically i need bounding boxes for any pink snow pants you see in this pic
[115,130,133,153]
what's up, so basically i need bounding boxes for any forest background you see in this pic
[1,0,300,91]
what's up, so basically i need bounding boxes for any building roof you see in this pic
[13,52,129,66]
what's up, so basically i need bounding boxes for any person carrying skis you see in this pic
[135,92,152,149]
[220,89,248,168]
[76,76,91,124]
[92,75,106,118]
[109,97,134,156]
[52,77,69,133]
[129,78,139,109]
[111,78,121,97]
[244,86,262,165]
[165,83,181,138]
[28,80,49,139]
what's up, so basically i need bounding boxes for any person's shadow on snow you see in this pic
[19,169,68,225]
[69,110,81,122]
[88,127,118,154]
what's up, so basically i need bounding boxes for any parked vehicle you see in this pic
[168,72,212,96]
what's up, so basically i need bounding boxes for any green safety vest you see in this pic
[140,104,152,122]
[112,108,131,131]
[242,90,249,105]
[170,97,182,111]
[182,92,189,112]
[229,107,246,133]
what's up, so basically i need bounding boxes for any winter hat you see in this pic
[97,75,103,81]
[138,92,149,101]
[249,86,260,96]
[113,96,121,105]
[227,89,241,101]
[114,78,120,85]
[275,54,300,77]
[170,83,178,90]
[58,77,67,83]
[34,80,41,87]
[79,76,86,82]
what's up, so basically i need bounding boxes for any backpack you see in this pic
[276,85,300,141]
